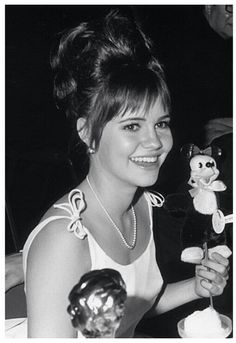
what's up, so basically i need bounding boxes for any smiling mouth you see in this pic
[130,156,158,167]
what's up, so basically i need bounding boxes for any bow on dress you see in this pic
[54,189,87,239]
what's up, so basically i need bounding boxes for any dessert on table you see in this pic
[178,306,232,338]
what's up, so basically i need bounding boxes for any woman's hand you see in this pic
[194,252,229,298]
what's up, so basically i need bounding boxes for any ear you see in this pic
[76,118,90,146]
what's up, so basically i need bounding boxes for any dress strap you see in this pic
[54,189,87,239]
[144,190,165,208]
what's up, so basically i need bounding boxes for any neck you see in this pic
[85,172,139,250]
[86,169,139,217]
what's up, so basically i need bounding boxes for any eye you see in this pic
[123,123,140,131]
[155,120,171,129]
[198,162,203,168]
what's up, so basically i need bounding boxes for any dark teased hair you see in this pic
[51,10,171,150]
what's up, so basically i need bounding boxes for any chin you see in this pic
[134,173,159,188]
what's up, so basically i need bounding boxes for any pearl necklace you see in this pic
[86,176,137,250]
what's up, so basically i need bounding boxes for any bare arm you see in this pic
[154,252,229,315]
[26,219,91,338]
[155,278,199,315]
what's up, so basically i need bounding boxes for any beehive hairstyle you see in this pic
[51,10,171,150]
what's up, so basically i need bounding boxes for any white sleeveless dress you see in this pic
[5,189,164,338]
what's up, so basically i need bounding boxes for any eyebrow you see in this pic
[118,114,171,124]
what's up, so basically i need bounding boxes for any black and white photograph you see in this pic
[5,2,233,338]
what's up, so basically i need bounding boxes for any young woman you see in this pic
[6,10,229,338]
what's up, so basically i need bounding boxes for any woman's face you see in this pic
[90,97,173,188]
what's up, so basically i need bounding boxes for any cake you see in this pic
[184,307,225,338]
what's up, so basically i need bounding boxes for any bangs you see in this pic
[115,88,165,119]
[106,66,171,118]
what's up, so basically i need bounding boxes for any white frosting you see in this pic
[184,307,225,338]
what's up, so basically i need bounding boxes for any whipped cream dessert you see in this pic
[184,307,225,338]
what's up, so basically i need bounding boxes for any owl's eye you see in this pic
[198,162,203,168]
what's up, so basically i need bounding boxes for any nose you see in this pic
[206,161,215,168]
[142,128,163,149]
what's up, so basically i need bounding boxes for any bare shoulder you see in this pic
[40,187,83,220]
[28,185,89,268]
[27,214,90,275]
[26,187,91,292]
[25,188,91,337]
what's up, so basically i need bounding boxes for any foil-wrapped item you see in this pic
[67,268,127,338]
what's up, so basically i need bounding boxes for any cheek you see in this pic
[163,132,173,153]
[102,133,136,158]
[96,135,128,169]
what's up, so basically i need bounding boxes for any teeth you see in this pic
[131,156,157,163]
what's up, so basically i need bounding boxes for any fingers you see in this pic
[197,267,226,285]
[197,268,227,289]
[201,252,229,276]
[210,252,230,267]
[196,253,230,297]
[200,279,225,296]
